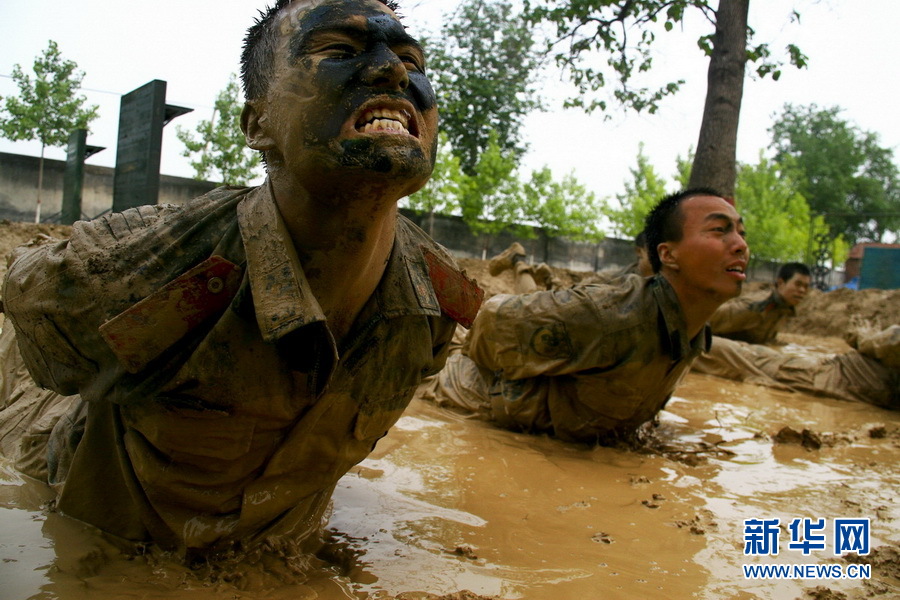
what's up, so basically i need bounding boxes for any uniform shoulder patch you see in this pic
[421,247,484,329]
[98,256,243,373]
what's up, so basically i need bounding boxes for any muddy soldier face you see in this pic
[776,271,811,307]
[241,0,438,199]
[658,195,749,306]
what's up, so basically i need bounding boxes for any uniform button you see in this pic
[207,277,225,294]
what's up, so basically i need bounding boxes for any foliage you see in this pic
[611,145,850,267]
[404,133,464,234]
[522,0,807,115]
[733,153,837,264]
[0,40,99,149]
[769,103,900,245]
[522,166,606,243]
[176,74,261,186]
[457,131,528,249]
[606,143,671,238]
[673,149,694,189]
[411,130,602,253]
[427,0,544,174]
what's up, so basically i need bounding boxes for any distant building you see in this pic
[845,243,900,290]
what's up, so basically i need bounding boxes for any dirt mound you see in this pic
[785,287,900,338]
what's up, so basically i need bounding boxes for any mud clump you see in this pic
[773,426,823,450]
[803,586,848,600]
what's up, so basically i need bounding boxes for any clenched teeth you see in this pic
[356,108,411,134]
[727,266,745,273]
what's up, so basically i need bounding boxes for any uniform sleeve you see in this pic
[464,279,646,380]
[2,239,107,396]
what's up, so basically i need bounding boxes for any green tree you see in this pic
[176,74,261,186]
[606,143,670,238]
[523,166,606,244]
[769,104,900,245]
[734,153,819,263]
[0,40,99,222]
[458,132,528,256]
[524,0,808,196]
[404,132,464,236]
[674,149,694,189]
[428,0,544,174]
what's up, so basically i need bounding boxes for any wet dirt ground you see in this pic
[2,367,898,600]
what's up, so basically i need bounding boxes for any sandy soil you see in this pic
[1,224,898,599]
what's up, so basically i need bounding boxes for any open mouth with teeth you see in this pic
[355,108,413,136]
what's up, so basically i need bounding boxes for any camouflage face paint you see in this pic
[258,0,437,188]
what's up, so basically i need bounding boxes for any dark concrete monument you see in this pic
[111,80,192,213]
[61,129,104,225]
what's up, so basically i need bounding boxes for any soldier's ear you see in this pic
[241,101,275,151]
[657,242,679,271]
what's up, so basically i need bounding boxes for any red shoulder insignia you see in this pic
[99,256,242,373]
[422,247,484,329]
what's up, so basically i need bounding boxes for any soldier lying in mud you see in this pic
[708,261,811,345]
[692,324,900,409]
[0,0,481,556]
[690,261,898,409]
[419,189,751,444]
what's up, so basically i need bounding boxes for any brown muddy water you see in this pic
[1,369,898,600]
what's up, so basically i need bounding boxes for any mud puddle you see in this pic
[1,372,898,599]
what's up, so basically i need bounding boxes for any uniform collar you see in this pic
[768,289,797,315]
[651,275,712,361]
[237,182,326,344]
[235,182,443,346]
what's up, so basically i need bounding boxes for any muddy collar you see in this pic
[237,182,328,344]
[652,276,712,361]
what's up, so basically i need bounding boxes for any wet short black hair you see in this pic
[643,187,725,273]
[241,0,399,102]
[777,262,811,283]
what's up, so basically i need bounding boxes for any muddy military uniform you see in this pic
[692,326,899,410]
[0,184,480,552]
[708,288,796,345]
[419,274,710,444]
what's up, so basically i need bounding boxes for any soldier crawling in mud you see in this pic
[708,261,811,345]
[419,189,750,444]
[0,0,481,556]
[690,262,898,409]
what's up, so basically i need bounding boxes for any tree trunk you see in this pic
[35,144,45,223]
[688,0,749,200]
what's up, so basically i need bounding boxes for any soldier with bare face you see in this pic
[0,0,480,556]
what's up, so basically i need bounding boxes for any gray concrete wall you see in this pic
[0,151,215,222]
[399,209,630,273]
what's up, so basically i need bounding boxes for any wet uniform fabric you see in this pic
[1,183,474,551]
[692,327,900,410]
[419,274,711,444]
[708,289,795,345]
